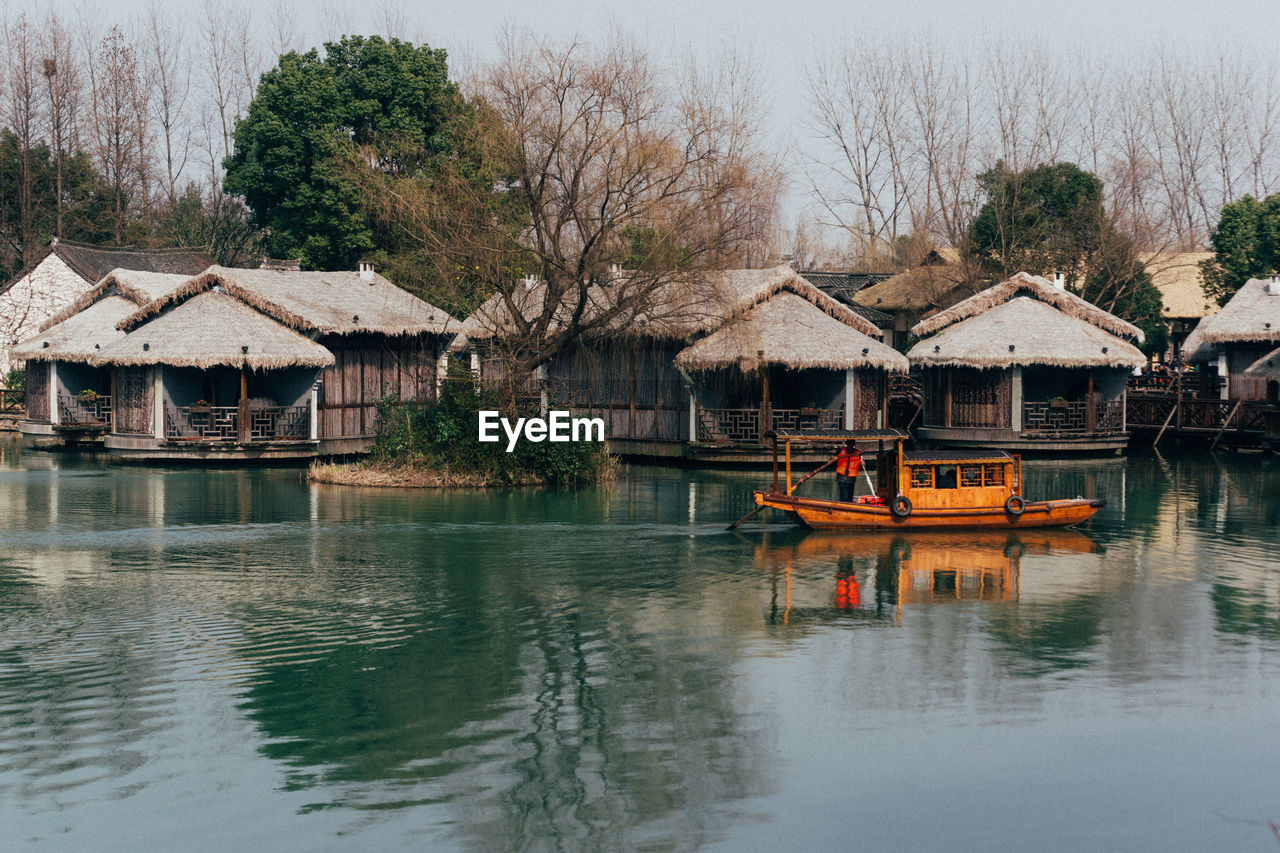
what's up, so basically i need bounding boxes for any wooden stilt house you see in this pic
[460,265,908,461]
[107,265,457,455]
[12,270,198,447]
[907,272,1146,453]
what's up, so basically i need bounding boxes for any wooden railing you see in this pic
[165,405,311,441]
[696,406,844,443]
[1126,392,1266,432]
[0,387,23,413]
[58,393,111,426]
[1021,399,1125,435]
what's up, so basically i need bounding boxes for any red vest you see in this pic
[836,450,861,477]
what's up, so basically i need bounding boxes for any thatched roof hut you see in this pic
[39,269,195,331]
[460,265,883,343]
[852,263,974,315]
[0,240,213,299]
[1245,346,1280,381]
[12,296,139,364]
[1181,277,1280,360]
[1139,252,1218,320]
[92,290,334,370]
[907,273,1145,370]
[674,291,909,373]
[118,265,455,338]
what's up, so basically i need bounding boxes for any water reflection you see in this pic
[753,528,1099,625]
[2,440,1280,850]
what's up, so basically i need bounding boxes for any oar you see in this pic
[725,452,841,530]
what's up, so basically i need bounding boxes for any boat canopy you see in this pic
[767,428,908,443]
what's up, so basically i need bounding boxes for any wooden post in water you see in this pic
[759,357,770,443]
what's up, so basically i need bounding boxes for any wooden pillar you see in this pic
[688,391,697,442]
[310,382,319,440]
[238,368,249,442]
[1011,367,1023,432]
[944,370,953,428]
[1086,374,1095,433]
[48,362,59,424]
[879,373,887,429]
[760,365,771,441]
[844,369,855,430]
[153,367,164,440]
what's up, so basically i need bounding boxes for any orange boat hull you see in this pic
[753,491,1104,530]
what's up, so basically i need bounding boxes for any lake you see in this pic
[1,437,1279,851]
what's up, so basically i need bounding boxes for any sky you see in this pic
[87,0,1280,232]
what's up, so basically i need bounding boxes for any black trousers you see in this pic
[838,476,855,502]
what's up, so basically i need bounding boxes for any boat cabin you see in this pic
[893,450,1020,512]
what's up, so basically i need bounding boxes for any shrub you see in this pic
[369,372,614,486]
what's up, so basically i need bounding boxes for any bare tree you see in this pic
[6,14,44,264]
[353,31,782,388]
[40,12,82,237]
[143,2,192,207]
[88,25,147,243]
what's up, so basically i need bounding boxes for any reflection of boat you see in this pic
[752,429,1105,530]
[756,528,1099,622]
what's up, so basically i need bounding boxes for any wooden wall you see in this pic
[25,361,49,422]
[318,334,441,440]
[546,339,688,441]
[114,367,152,434]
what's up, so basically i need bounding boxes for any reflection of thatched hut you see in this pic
[91,288,335,460]
[458,265,908,460]
[13,270,194,447]
[907,272,1145,453]
[1183,276,1280,401]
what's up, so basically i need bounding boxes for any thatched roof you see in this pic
[0,239,213,296]
[92,290,334,370]
[1139,252,1218,319]
[460,265,883,342]
[118,265,456,337]
[40,269,194,331]
[907,296,1146,370]
[674,291,909,373]
[1245,346,1280,380]
[12,295,138,363]
[852,264,975,314]
[1181,278,1280,362]
[911,272,1144,342]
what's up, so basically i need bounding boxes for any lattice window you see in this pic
[910,466,933,488]
[950,369,1011,428]
[983,464,1005,486]
[115,368,152,434]
[26,362,49,421]
[960,465,982,487]
[856,372,882,429]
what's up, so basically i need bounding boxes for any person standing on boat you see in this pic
[835,443,861,502]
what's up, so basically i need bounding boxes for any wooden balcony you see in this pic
[58,393,111,427]
[695,406,844,444]
[1021,399,1125,435]
[165,404,312,442]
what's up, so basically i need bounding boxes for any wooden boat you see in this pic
[752,428,1105,530]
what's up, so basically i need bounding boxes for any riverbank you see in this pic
[307,459,616,488]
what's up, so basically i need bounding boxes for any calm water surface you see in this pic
[1,437,1279,851]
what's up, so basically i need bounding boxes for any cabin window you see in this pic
[935,465,958,489]
[959,465,982,487]
[983,464,1005,486]
[910,466,934,488]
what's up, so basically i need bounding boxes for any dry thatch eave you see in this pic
[13,295,136,362]
[41,269,195,331]
[1245,346,1280,380]
[907,297,1146,370]
[92,290,334,370]
[118,265,457,338]
[1193,278,1280,346]
[674,291,909,373]
[460,265,883,345]
[911,272,1145,343]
